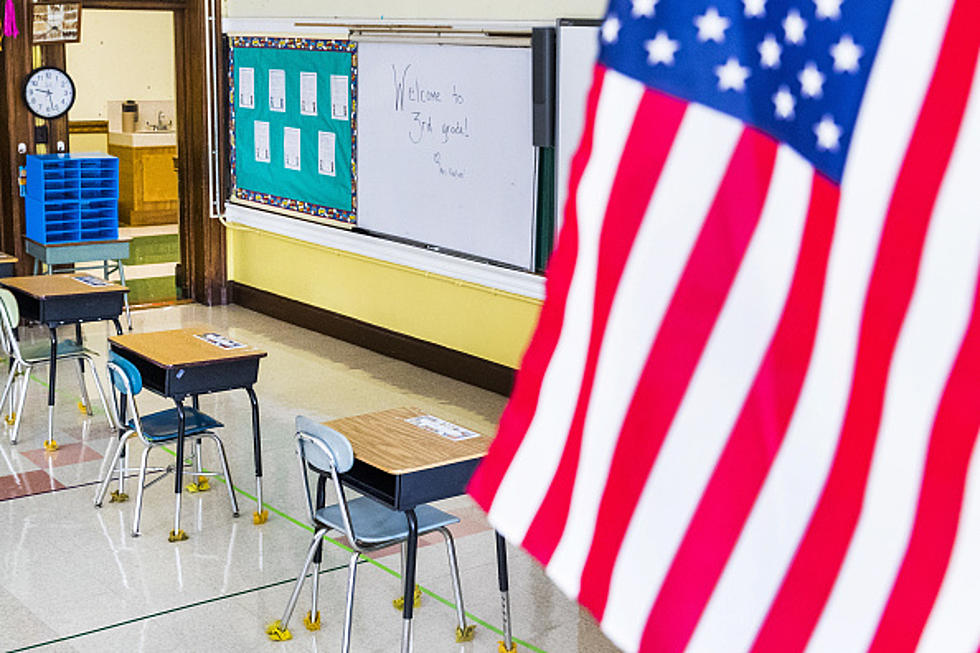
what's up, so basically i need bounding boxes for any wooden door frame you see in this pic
[0,0,227,304]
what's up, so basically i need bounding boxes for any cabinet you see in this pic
[25,153,119,244]
[108,141,179,226]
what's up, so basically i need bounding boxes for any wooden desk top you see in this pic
[0,253,17,264]
[324,407,491,475]
[0,274,128,298]
[109,326,268,368]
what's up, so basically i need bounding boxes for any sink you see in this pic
[108,131,177,147]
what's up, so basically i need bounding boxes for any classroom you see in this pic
[0,0,619,651]
[2,0,978,652]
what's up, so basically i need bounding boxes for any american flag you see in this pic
[468,0,980,650]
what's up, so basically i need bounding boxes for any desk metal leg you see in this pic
[44,327,58,451]
[74,323,92,416]
[170,399,188,542]
[496,532,515,652]
[401,509,418,653]
[246,386,267,524]
[115,259,133,331]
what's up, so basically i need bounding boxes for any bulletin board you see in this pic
[229,37,357,225]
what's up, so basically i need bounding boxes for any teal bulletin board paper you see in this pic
[229,37,356,224]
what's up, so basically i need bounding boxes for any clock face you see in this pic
[23,67,76,119]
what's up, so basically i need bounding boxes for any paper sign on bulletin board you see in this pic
[229,37,356,225]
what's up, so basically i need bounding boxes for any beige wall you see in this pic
[223,0,606,20]
[65,10,176,121]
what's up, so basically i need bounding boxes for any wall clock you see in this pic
[23,66,76,119]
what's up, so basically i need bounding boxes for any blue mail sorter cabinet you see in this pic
[25,153,119,244]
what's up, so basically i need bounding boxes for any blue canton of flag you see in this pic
[598,0,893,182]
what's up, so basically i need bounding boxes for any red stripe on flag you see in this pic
[578,127,780,619]
[637,172,840,652]
[867,274,980,653]
[521,89,688,563]
[751,2,980,649]
[467,65,607,510]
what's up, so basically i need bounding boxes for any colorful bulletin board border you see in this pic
[229,36,357,226]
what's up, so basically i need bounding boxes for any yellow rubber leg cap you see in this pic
[186,477,210,493]
[43,440,59,452]
[5,413,15,425]
[303,610,321,631]
[456,624,477,642]
[265,621,292,641]
[393,585,423,610]
[253,509,269,524]
[109,490,129,503]
[498,642,518,653]
[77,400,88,414]
[168,529,188,542]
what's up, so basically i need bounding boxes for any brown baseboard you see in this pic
[228,281,515,397]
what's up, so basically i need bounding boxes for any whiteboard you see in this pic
[555,21,600,234]
[356,42,537,270]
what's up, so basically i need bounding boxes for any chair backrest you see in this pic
[295,415,357,540]
[0,288,21,360]
[107,352,142,395]
[295,415,354,473]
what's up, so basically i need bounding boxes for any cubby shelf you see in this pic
[25,153,120,244]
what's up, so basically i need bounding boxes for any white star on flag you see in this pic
[758,34,782,68]
[773,85,796,119]
[743,0,766,17]
[695,7,730,43]
[601,15,621,44]
[783,9,807,44]
[814,114,842,150]
[646,31,680,66]
[830,35,863,73]
[814,0,844,20]
[798,61,825,97]
[631,0,659,18]
[715,57,750,91]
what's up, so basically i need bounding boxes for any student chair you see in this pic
[93,352,239,541]
[266,416,475,650]
[0,288,112,449]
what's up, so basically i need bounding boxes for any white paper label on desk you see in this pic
[72,274,110,287]
[239,67,255,109]
[300,71,318,116]
[406,415,481,442]
[283,127,302,171]
[194,332,248,350]
[269,69,286,112]
[318,131,336,176]
[330,74,349,121]
[253,121,271,163]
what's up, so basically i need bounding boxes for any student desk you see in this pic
[323,407,515,653]
[0,275,127,450]
[108,327,268,539]
[25,238,133,330]
[0,253,17,277]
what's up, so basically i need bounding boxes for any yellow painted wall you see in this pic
[227,227,542,368]
[68,133,108,154]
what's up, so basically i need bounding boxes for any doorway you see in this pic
[66,9,182,306]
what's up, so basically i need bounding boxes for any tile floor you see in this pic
[0,303,618,652]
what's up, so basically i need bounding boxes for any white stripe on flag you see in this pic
[686,0,958,649]
[600,145,813,652]
[488,72,643,542]
[546,103,743,599]
[805,51,980,653]
[916,431,980,653]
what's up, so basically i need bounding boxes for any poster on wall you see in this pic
[32,2,81,44]
[229,37,357,226]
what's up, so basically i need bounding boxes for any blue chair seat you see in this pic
[315,497,459,545]
[129,407,223,442]
[19,339,90,364]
